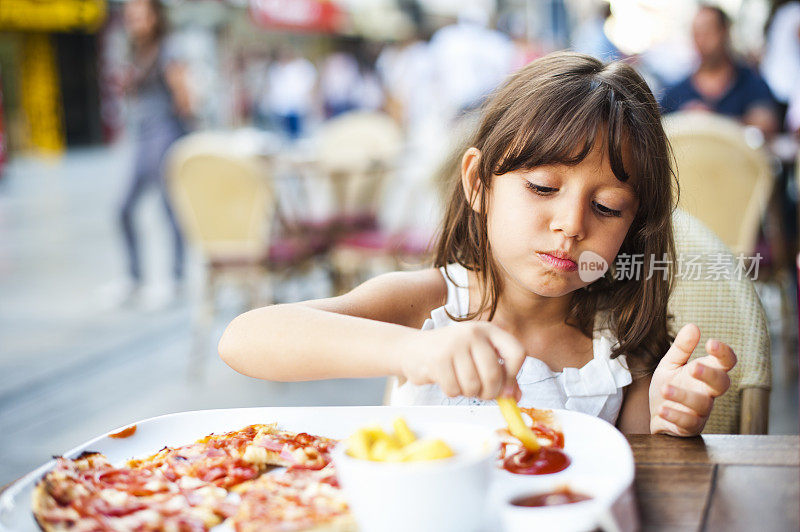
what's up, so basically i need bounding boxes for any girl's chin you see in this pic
[499,264,582,298]
[523,278,583,298]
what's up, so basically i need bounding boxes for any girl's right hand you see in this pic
[400,322,527,401]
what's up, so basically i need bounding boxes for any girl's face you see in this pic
[477,142,638,299]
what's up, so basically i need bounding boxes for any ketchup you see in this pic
[501,446,570,475]
[511,486,592,507]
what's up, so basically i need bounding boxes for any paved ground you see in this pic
[0,143,796,486]
[0,144,385,484]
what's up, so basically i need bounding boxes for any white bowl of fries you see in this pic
[332,419,498,532]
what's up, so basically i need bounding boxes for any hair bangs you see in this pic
[488,80,638,186]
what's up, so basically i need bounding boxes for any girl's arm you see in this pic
[219,269,527,400]
[616,373,652,434]
[218,270,445,382]
[164,62,193,120]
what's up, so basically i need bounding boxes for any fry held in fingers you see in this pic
[497,397,540,451]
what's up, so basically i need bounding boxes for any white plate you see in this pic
[0,406,634,532]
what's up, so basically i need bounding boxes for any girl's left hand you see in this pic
[649,323,737,436]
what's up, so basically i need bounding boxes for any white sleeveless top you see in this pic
[389,264,633,424]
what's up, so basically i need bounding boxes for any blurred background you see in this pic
[1,0,798,485]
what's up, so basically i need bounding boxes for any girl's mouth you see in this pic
[536,252,578,272]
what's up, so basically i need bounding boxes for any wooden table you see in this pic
[626,434,799,531]
[2,434,797,531]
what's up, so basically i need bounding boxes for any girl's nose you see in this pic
[549,200,586,241]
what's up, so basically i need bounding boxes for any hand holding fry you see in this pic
[401,322,526,400]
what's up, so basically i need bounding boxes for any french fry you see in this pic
[497,397,540,451]
[346,430,372,460]
[345,417,455,462]
[370,437,401,461]
[398,439,454,461]
[392,417,416,446]
[361,426,397,445]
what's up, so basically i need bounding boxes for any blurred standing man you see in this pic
[262,47,317,140]
[660,4,778,137]
[761,1,800,134]
[118,0,191,304]
[427,4,513,120]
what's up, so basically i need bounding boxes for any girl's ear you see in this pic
[461,147,483,213]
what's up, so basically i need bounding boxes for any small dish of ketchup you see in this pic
[510,486,592,507]
[501,482,609,532]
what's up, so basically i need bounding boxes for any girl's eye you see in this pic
[525,181,623,217]
[525,182,557,195]
[593,201,622,218]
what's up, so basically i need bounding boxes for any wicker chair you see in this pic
[167,131,323,375]
[671,210,771,434]
[663,112,780,432]
[662,111,774,254]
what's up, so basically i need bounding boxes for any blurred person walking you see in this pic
[261,47,317,140]
[116,0,191,305]
[660,4,778,137]
[571,3,620,62]
[320,47,360,118]
[427,4,514,120]
[761,1,800,133]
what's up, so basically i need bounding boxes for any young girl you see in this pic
[219,52,737,437]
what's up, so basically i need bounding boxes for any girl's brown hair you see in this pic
[434,51,676,374]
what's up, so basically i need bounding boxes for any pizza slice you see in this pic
[246,428,338,471]
[32,452,234,532]
[228,466,355,532]
[128,424,338,489]
[127,424,278,489]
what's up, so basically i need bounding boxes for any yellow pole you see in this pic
[20,32,64,155]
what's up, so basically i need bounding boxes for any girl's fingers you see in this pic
[662,385,714,417]
[661,323,701,369]
[453,350,482,398]
[692,363,731,397]
[659,406,705,435]
[470,340,505,400]
[706,339,737,371]
[436,357,462,398]
[484,325,527,384]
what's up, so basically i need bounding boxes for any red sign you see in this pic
[249,0,344,33]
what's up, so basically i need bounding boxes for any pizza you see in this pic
[31,452,234,531]
[32,424,349,532]
[230,467,354,532]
